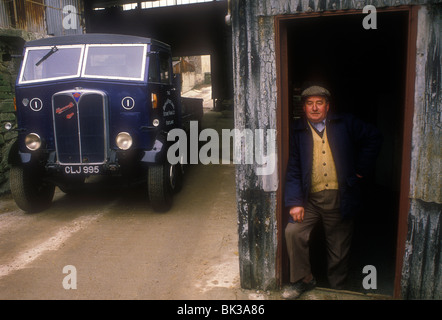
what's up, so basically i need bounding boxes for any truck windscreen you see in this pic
[82,44,146,81]
[19,44,147,84]
[20,45,84,84]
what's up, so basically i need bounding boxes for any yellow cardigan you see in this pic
[308,123,339,193]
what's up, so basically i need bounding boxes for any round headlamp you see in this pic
[116,132,133,150]
[25,133,42,151]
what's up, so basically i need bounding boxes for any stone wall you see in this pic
[0,29,46,194]
[0,71,17,194]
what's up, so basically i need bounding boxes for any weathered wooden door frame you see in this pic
[274,6,419,299]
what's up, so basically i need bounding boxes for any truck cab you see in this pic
[9,33,187,212]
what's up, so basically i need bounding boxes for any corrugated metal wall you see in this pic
[0,0,84,35]
[46,0,84,36]
[0,1,12,28]
[8,0,46,33]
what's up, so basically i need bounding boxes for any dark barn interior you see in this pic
[83,1,233,104]
[286,11,409,295]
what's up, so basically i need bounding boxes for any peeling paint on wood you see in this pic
[255,0,442,16]
[402,200,442,299]
[410,5,442,204]
[402,4,442,300]
[232,1,278,290]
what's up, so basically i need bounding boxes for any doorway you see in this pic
[276,8,417,297]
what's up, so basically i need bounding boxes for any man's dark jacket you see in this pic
[284,112,382,219]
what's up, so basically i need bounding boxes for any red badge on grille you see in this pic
[56,102,74,115]
[72,92,81,102]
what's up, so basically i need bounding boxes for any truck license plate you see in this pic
[63,165,101,175]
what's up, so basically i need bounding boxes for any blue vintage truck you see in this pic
[7,33,197,213]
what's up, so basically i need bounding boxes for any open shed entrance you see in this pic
[276,8,417,297]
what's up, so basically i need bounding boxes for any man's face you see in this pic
[303,96,329,123]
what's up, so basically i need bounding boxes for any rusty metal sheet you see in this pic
[14,0,46,34]
[2,0,84,35]
[0,1,11,28]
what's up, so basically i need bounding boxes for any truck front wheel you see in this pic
[9,165,55,213]
[147,163,179,212]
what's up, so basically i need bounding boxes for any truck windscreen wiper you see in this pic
[36,46,58,66]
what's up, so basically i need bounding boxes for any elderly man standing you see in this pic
[282,85,382,299]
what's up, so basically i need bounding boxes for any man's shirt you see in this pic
[309,119,326,137]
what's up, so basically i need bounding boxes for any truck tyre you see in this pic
[172,163,183,194]
[147,163,178,212]
[9,165,55,213]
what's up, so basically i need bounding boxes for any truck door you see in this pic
[158,51,180,130]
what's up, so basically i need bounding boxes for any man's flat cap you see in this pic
[301,86,331,98]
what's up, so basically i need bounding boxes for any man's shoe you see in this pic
[281,278,316,300]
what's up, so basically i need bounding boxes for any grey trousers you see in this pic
[285,190,354,289]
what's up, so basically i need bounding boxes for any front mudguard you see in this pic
[7,140,48,167]
[140,130,173,165]
[7,140,33,165]
[6,140,20,165]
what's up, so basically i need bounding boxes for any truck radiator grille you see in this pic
[52,90,107,164]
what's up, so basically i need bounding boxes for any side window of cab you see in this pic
[148,53,160,83]
[159,52,171,85]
